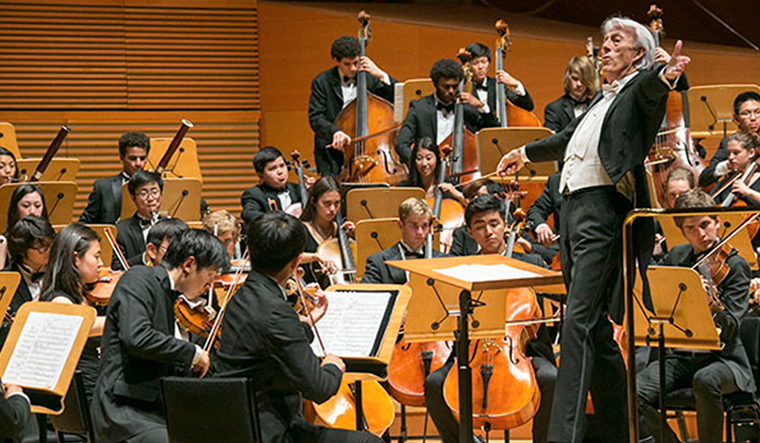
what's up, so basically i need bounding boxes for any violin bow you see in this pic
[293,272,327,355]
[202,250,249,353]
[104,227,129,271]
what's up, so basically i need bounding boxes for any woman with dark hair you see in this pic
[7,184,48,233]
[403,137,465,204]
[0,147,18,186]
[40,223,105,400]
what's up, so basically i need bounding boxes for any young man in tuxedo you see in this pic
[395,58,499,166]
[241,146,306,226]
[308,35,396,177]
[91,229,227,443]
[466,42,535,119]
[113,170,163,270]
[498,16,690,442]
[80,131,150,224]
[361,198,445,285]
[638,189,754,443]
[126,218,187,268]
[543,56,597,134]
[213,211,381,443]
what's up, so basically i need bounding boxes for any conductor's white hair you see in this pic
[601,17,655,71]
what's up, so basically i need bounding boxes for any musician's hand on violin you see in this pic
[654,47,671,65]
[341,221,356,239]
[664,40,690,81]
[495,70,520,90]
[322,354,346,373]
[457,92,484,109]
[358,56,385,79]
[535,223,554,247]
[497,148,525,176]
[192,350,210,377]
[331,131,351,150]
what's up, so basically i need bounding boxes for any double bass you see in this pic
[334,11,407,185]
[440,49,479,183]
[493,20,541,128]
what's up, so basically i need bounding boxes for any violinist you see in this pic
[80,131,150,225]
[241,146,307,226]
[466,42,535,116]
[113,170,164,270]
[699,92,760,187]
[395,58,498,166]
[299,177,353,286]
[91,229,227,443]
[40,224,106,401]
[362,198,446,285]
[0,216,55,347]
[711,132,760,207]
[127,218,187,268]
[544,57,597,134]
[0,147,18,185]
[402,137,466,205]
[425,194,556,443]
[213,211,381,443]
[638,189,755,443]
[308,35,396,177]
[201,210,240,259]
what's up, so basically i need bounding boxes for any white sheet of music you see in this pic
[434,264,541,283]
[311,290,392,358]
[3,312,83,390]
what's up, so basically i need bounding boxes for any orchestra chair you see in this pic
[161,377,261,443]
[50,371,97,443]
[659,316,760,443]
[0,123,21,159]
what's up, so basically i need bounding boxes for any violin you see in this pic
[85,227,126,306]
[493,20,541,128]
[693,241,731,312]
[425,145,465,252]
[173,296,220,346]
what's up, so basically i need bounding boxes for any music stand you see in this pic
[687,84,760,139]
[17,158,80,182]
[393,78,435,122]
[0,123,21,159]
[389,254,563,443]
[0,272,21,321]
[121,178,203,222]
[477,127,556,178]
[346,187,424,224]
[0,182,77,232]
[630,265,721,443]
[147,137,202,181]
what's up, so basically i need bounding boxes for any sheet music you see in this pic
[434,264,541,282]
[393,82,405,122]
[3,312,83,390]
[311,291,392,358]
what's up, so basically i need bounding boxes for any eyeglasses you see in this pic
[32,243,51,253]
[739,109,760,119]
[136,187,161,199]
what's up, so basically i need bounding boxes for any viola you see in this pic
[173,296,220,347]
[493,20,541,128]
[86,268,123,306]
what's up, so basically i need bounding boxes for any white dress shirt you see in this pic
[340,72,391,108]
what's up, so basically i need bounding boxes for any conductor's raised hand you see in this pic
[664,40,690,81]
[497,148,524,176]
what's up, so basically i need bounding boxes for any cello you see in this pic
[333,11,407,185]
[425,145,465,252]
[493,20,541,128]
[314,210,358,285]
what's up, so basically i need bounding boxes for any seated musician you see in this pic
[127,218,187,268]
[0,184,50,269]
[544,56,597,134]
[712,132,760,206]
[241,146,304,226]
[362,197,446,285]
[201,210,240,260]
[40,224,107,401]
[449,178,505,256]
[425,194,556,443]
[402,137,466,205]
[637,189,755,443]
[699,91,760,187]
[523,173,563,266]
[652,166,697,259]
[0,147,18,185]
[395,58,499,166]
[113,170,164,270]
[308,35,396,177]
[213,211,382,443]
[466,42,535,116]
[0,216,55,347]
[80,131,150,224]
[91,229,226,443]
[300,177,355,286]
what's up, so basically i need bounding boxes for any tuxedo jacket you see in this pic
[0,394,29,443]
[699,136,729,187]
[543,93,584,134]
[395,94,499,166]
[91,266,196,443]
[240,182,301,226]
[476,76,535,116]
[308,66,397,176]
[361,242,446,285]
[663,244,755,393]
[449,226,479,257]
[79,173,123,225]
[113,214,147,270]
[526,173,563,233]
[213,270,343,442]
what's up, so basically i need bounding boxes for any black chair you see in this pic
[161,377,261,443]
[664,316,760,443]
[49,371,97,443]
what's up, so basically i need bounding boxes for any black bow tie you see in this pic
[138,217,153,228]
[343,76,355,84]
[31,271,45,282]
[473,82,488,92]
[401,246,425,259]
[437,102,455,113]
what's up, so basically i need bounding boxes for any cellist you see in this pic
[466,42,535,116]
[308,35,396,177]
[395,58,498,166]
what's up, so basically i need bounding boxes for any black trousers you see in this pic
[637,353,739,443]
[549,187,630,443]
[424,353,557,443]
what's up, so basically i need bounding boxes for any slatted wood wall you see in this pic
[0,0,259,218]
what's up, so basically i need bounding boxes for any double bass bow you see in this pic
[493,20,541,128]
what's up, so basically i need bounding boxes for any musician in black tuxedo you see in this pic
[241,147,303,226]
[361,198,446,285]
[544,56,597,134]
[466,42,534,119]
[0,384,30,442]
[498,17,691,443]
[79,131,150,225]
[113,171,164,270]
[91,230,228,443]
[214,211,381,443]
[308,36,396,177]
[638,190,755,443]
[395,58,499,166]
[126,218,187,268]
[524,173,563,265]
